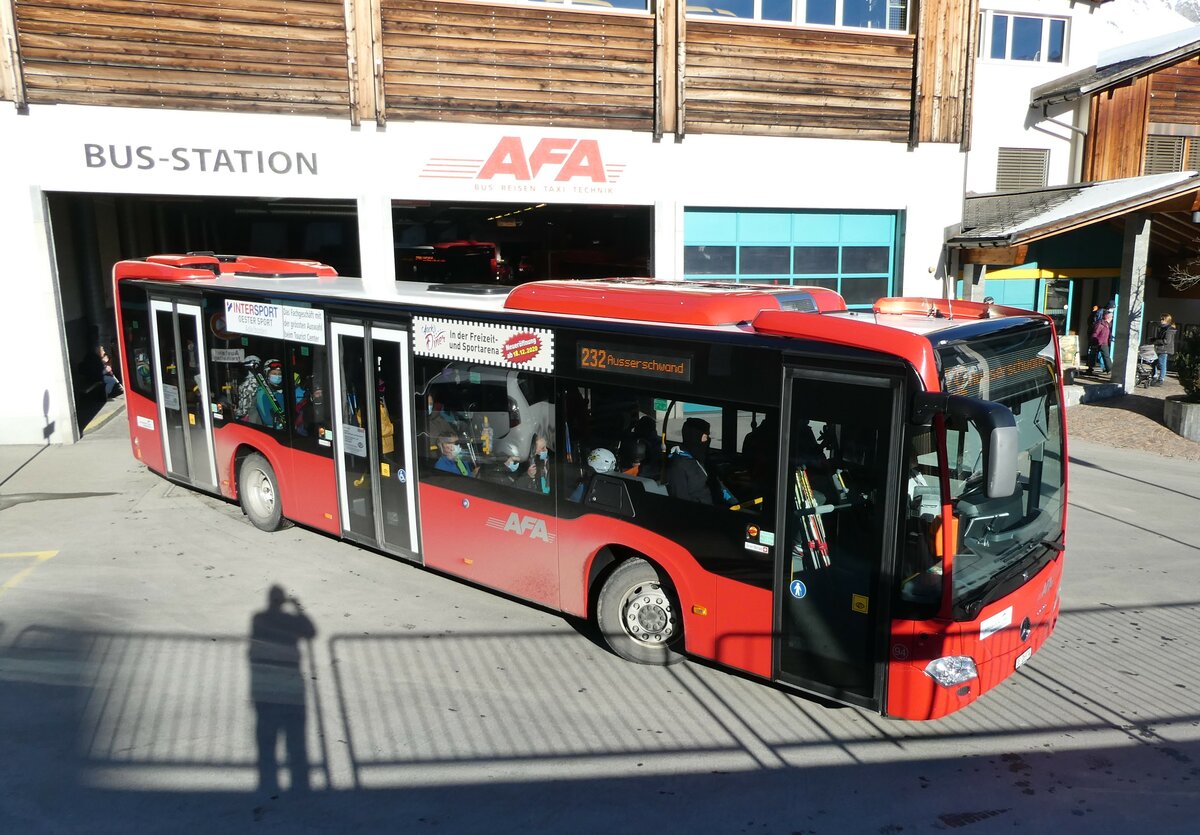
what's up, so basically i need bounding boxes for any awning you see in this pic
[950,172,1200,249]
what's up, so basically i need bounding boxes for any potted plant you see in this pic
[1164,325,1200,442]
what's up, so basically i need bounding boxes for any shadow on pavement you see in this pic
[0,597,1198,832]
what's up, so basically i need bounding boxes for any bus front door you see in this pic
[149,299,218,492]
[775,367,901,711]
[330,322,420,561]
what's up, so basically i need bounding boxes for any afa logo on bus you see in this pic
[503,513,552,543]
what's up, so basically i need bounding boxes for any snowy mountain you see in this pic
[1169,0,1200,23]
[1098,0,1195,44]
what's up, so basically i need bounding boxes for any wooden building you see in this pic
[953,22,1200,392]
[0,0,986,444]
[2,0,978,143]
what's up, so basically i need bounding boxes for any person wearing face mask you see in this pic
[529,434,552,494]
[256,359,287,430]
[435,432,478,477]
[490,442,539,490]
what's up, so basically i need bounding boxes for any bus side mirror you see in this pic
[912,393,1018,499]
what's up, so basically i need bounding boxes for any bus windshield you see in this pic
[938,322,1065,617]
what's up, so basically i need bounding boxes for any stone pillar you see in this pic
[962,263,987,301]
[1111,213,1150,391]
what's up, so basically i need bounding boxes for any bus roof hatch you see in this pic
[504,279,845,326]
[114,253,338,281]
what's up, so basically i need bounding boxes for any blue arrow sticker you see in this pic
[789,579,807,599]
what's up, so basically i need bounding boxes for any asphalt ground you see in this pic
[1,400,1198,834]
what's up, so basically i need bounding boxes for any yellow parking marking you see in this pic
[0,551,58,601]
[83,403,125,433]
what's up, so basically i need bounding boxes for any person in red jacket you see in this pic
[1090,309,1114,376]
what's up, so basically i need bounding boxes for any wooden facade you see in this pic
[1083,78,1151,182]
[913,0,977,147]
[11,0,351,114]
[684,23,914,141]
[3,0,978,145]
[1,0,22,106]
[1149,57,1200,125]
[1081,56,1200,182]
[379,0,656,130]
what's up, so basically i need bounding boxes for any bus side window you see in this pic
[287,344,330,447]
[229,335,287,433]
[414,358,555,495]
[566,385,772,515]
[118,283,154,399]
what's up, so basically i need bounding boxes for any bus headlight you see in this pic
[924,656,978,687]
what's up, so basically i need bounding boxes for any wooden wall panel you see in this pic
[684,22,915,140]
[1083,77,1151,182]
[13,0,350,114]
[380,1,655,130]
[1149,58,1200,125]
[913,0,976,146]
[2,0,24,105]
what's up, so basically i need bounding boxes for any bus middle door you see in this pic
[330,321,421,561]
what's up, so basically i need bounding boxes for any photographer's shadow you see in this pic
[249,585,317,795]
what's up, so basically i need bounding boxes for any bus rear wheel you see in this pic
[596,558,684,666]
[238,453,285,532]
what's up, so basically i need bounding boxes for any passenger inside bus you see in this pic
[619,415,661,479]
[486,441,541,491]
[666,417,734,506]
[435,432,479,477]
[740,412,778,484]
[255,359,286,429]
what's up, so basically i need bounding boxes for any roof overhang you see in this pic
[1030,24,1200,110]
[949,172,1200,251]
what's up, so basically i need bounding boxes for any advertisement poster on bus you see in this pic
[224,299,326,345]
[412,317,554,374]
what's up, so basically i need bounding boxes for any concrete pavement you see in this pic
[0,407,1197,833]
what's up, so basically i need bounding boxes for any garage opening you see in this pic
[45,193,652,436]
[393,201,653,284]
[46,193,361,435]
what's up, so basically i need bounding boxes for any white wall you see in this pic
[0,104,967,443]
[968,0,1195,194]
[968,1,1113,193]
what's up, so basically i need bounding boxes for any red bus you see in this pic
[113,253,1066,720]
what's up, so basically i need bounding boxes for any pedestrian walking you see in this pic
[1090,309,1113,377]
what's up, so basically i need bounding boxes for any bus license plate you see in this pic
[1014,648,1033,670]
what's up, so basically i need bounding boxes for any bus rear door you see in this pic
[329,321,421,560]
[149,298,219,492]
[775,365,903,711]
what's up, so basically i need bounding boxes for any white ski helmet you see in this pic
[587,448,617,474]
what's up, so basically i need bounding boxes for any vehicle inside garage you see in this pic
[44,193,653,435]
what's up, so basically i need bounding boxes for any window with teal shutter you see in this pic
[683,209,899,309]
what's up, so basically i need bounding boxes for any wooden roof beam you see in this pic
[960,244,1030,266]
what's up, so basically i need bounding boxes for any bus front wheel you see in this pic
[238,453,285,532]
[597,558,685,666]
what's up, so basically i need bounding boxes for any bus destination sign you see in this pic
[577,342,692,382]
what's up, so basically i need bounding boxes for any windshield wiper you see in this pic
[955,538,1062,619]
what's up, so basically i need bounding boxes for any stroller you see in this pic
[1135,344,1159,388]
